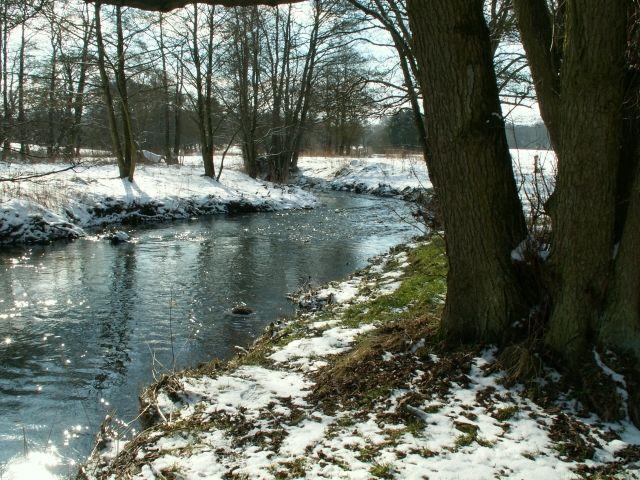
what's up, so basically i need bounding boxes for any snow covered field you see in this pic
[0,157,316,245]
[295,149,556,203]
[0,150,555,246]
[79,240,640,480]
[296,154,432,200]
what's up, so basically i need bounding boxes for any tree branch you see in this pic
[85,0,304,12]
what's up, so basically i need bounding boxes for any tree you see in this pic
[95,2,136,181]
[407,0,528,343]
[158,13,175,164]
[227,6,263,177]
[386,108,420,149]
[513,1,638,369]
[262,4,314,180]
[96,1,123,175]
[189,4,220,177]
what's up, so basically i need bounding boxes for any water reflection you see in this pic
[0,192,416,478]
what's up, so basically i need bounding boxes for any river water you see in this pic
[0,192,416,478]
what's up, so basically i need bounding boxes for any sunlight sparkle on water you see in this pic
[2,450,62,480]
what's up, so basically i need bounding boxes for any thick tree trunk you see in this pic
[407,0,528,343]
[544,0,627,365]
[600,145,640,360]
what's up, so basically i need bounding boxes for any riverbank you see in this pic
[0,191,416,479]
[295,155,432,201]
[80,237,640,480]
[0,150,554,246]
[0,160,316,245]
[294,149,555,203]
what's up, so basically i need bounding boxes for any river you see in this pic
[0,192,417,478]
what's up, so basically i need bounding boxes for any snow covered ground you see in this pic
[79,240,639,480]
[295,149,556,203]
[296,154,432,200]
[0,149,555,246]
[0,157,316,245]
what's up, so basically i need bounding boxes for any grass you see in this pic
[234,239,447,377]
[310,239,450,411]
[370,462,395,479]
[493,405,519,421]
[341,239,447,329]
[270,458,307,479]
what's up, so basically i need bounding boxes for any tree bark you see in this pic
[407,0,528,343]
[544,0,627,365]
[601,141,640,361]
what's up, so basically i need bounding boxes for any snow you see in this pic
[294,149,556,208]
[161,365,312,419]
[141,150,163,163]
[0,157,317,245]
[296,155,431,199]
[0,198,84,244]
[314,278,361,304]
[0,149,557,246]
[269,324,376,371]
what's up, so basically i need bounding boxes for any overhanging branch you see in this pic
[87,0,304,12]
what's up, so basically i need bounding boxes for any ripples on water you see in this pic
[0,192,418,478]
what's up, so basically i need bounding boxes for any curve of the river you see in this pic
[0,192,418,478]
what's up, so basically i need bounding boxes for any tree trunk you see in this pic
[600,143,640,361]
[512,0,562,152]
[204,7,217,177]
[159,14,174,164]
[17,17,26,159]
[72,15,94,157]
[115,5,136,181]
[1,6,11,159]
[173,56,183,159]
[407,0,528,343]
[95,2,127,177]
[544,0,627,366]
[47,24,58,158]
[233,7,260,178]
[192,5,215,177]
